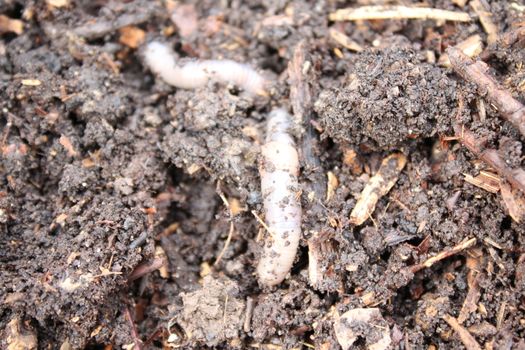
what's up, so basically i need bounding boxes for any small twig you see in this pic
[329,5,471,22]
[124,305,143,350]
[251,210,275,239]
[443,314,482,350]
[455,123,525,192]
[447,47,525,138]
[329,28,364,52]
[409,238,477,273]
[128,257,167,282]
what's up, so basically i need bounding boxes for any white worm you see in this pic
[257,109,302,286]
[143,41,267,95]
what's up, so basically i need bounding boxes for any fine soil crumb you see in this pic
[315,48,463,151]
[177,275,245,346]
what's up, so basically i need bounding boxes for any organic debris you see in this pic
[350,153,407,226]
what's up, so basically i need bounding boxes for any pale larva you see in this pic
[257,109,302,286]
[143,41,267,95]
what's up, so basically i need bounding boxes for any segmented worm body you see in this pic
[257,109,302,286]
[144,41,266,95]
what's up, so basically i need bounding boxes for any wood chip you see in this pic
[342,148,363,175]
[451,0,468,7]
[439,35,483,67]
[0,15,24,35]
[329,6,471,22]
[155,245,169,279]
[350,153,407,226]
[329,28,363,52]
[463,171,500,193]
[21,79,41,86]
[458,271,481,324]
[326,171,338,202]
[187,163,201,175]
[500,181,525,223]
[59,135,78,157]
[470,0,499,44]
[443,314,482,350]
[47,0,69,8]
[118,26,145,49]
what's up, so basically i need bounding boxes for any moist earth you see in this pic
[1,0,525,349]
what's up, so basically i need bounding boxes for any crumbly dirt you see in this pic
[1,0,525,349]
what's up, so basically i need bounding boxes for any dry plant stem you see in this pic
[128,257,167,282]
[442,314,482,350]
[350,153,407,226]
[447,47,525,138]
[480,26,525,61]
[469,0,498,44]
[329,28,364,52]
[257,109,302,286]
[455,123,525,192]
[124,305,143,350]
[329,5,471,22]
[409,238,477,273]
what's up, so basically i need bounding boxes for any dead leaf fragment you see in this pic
[350,153,407,226]
[334,308,391,350]
[118,26,145,49]
[0,15,24,35]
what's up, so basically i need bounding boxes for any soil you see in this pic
[1,0,525,349]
